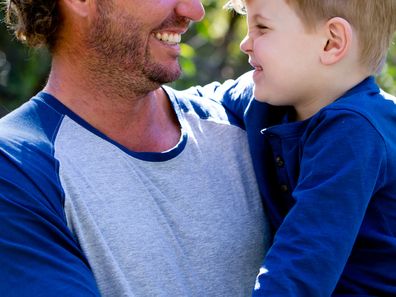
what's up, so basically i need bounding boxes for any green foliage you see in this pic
[377,38,396,95]
[172,1,250,90]
[0,10,51,116]
[1,4,396,117]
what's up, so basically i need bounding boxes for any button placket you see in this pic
[275,156,285,167]
[263,128,292,197]
[280,184,289,193]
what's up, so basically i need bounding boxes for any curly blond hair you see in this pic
[4,0,60,49]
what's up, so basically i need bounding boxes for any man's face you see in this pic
[85,0,204,93]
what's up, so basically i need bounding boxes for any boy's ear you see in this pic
[60,0,92,17]
[320,17,353,65]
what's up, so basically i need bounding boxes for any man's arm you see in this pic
[0,143,101,297]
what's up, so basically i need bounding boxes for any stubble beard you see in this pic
[84,4,182,97]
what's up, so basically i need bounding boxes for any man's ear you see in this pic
[60,0,92,18]
[320,17,353,65]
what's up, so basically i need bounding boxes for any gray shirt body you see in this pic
[54,88,270,297]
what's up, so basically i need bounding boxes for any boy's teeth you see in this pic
[155,32,181,44]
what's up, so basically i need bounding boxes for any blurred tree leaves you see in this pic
[0,10,51,116]
[378,44,396,95]
[1,2,396,117]
[173,0,250,89]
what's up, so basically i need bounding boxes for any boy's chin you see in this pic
[253,89,275,104]
[253,91,291,107]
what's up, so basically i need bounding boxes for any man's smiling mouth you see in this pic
[154,32,182,45]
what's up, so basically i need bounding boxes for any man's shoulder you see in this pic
[0,95,65,174]
[0,94,63,146]
[0,96,66,214]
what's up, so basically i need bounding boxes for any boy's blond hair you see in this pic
[227,0,396,74]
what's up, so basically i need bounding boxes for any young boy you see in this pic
[223,0,396,296]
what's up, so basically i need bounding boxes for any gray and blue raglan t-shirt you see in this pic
[0,86,270,297]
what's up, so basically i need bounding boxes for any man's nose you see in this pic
[175,0,205,22]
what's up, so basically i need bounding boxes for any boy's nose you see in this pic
[240,34,252,54]
[176,0,205,22]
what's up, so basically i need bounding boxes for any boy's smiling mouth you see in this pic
[249,59,263,71]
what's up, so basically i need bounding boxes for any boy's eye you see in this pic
[257,24,269,30]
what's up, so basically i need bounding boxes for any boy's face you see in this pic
[241,0,324,108]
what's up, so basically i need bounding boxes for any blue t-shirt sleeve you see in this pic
[0,123,101,296]
[253,110,387,296]
[182,72,255,121]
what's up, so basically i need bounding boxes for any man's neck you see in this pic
[44,57,181,153]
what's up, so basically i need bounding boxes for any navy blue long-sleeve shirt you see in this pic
[189,74,396,296]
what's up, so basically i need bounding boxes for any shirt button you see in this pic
[280,185,289,193]
[275,156,284,167]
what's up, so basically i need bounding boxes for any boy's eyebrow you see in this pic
[252,14,272,22]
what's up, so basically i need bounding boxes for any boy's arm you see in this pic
[254,110,386,296]
[0,149,101,297]
[182,71,256,120]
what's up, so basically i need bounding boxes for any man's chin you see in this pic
[147,66,182,85]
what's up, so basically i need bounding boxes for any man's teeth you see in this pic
[155,32,181,44]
